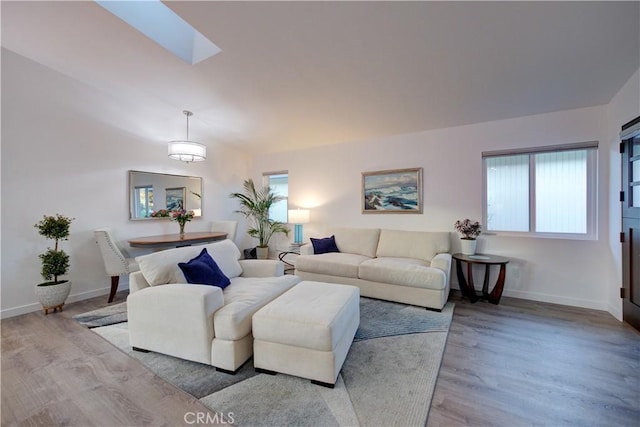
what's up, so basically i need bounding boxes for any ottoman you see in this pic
[252,281,360,388]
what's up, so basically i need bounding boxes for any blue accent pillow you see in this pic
[178,248,230,289]
[310,235,340,254]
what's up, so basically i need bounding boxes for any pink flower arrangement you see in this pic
[171,209,195,226]
[150,209,170,218]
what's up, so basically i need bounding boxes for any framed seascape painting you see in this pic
[362,168,423,214]
[165,187,186,211]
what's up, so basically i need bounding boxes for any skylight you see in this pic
[95,0,221,65]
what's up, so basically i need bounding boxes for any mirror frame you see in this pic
[129,170,203,220]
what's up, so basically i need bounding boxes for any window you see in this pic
[263,172,288,223]
[483,142,597,239]
[134,186,154,218]
[96,0,221,65]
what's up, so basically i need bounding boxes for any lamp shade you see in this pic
[168,141,206,162]
[288,209,310,224]
[168,110,206,162]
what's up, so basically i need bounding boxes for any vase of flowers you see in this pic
[171,209,195,236]
[454,219,482,255]
[150,209,170,218]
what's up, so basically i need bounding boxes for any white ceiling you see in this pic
[2,1,639,153]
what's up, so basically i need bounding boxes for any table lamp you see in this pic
[288,209,310,244]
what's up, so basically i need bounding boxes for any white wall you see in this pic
[607,69,640,320]
[3,45,636,320]
[253,105,616,312]
[0,49,252,318]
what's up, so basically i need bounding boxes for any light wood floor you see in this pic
[430,294,640,427]
[2,291,638,426]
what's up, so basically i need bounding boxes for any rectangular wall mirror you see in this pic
[129,170,203,220]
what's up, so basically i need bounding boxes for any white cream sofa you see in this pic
[295,227,452,310]
[127,239,300,373]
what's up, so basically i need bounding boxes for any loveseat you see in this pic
[295,227,451,310]
[127,239,300,372]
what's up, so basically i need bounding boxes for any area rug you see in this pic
[72,301,127,328]
[88,298,454,426]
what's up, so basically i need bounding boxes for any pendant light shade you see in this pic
[168,110,206,162]
[168,141,206,162]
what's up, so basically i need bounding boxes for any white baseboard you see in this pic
[451,284,609,312]
[0,285,129,319]
[502,289,608,311]
[607,302,623,321]
[1,302,46,319]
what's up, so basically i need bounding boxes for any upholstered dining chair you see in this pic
[94,228,140,303]
[211,220,238,242]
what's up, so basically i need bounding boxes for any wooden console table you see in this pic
[452,253,510,304]
[128,231,227,249]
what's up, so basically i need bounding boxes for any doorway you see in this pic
[620,115,640,331]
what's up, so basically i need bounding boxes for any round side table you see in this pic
[452,253,510,304]
[278,243,307,274]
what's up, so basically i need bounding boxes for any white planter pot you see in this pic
[460,239,477,255]
[35,280,71,314]
[256,246,269,260]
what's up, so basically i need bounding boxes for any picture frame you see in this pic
[165,187,186,211]
[362,167,423,214]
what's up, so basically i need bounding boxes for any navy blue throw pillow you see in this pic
[310,235,340,254]
[178,248,230,289]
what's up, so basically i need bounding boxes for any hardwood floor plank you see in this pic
[428,293,640,427]
[2,290,638,426]
[18,398,95,427]
[1,292,220,426]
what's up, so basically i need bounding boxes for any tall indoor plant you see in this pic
[230,179,289,259]
[34,214,74,314]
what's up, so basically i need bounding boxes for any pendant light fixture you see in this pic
[168,110,207,162]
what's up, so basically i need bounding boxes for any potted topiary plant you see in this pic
[34,214,74,314]
[230,179,289,259]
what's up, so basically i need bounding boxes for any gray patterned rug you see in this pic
[87,298,454,426]
[355,297,453,340]
[72,302,127,328]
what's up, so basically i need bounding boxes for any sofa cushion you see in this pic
[136,239,243,286]
[203,239,244,279]
[310,235,340,254]
[296,253,371,278]
[376,229,450,261]
[253,281,360,351]
[178,248,230,289]
[213,275,300,340]
[358,257,447,290]
[326,227,380,258]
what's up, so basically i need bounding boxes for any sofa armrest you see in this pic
[239,259,285,277]
[129,271,150,293]
[127,283,224,365]
[431,253,452,285]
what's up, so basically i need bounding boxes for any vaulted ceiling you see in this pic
[2,1,639,153]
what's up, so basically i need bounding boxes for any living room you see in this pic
[2,1,639,426]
